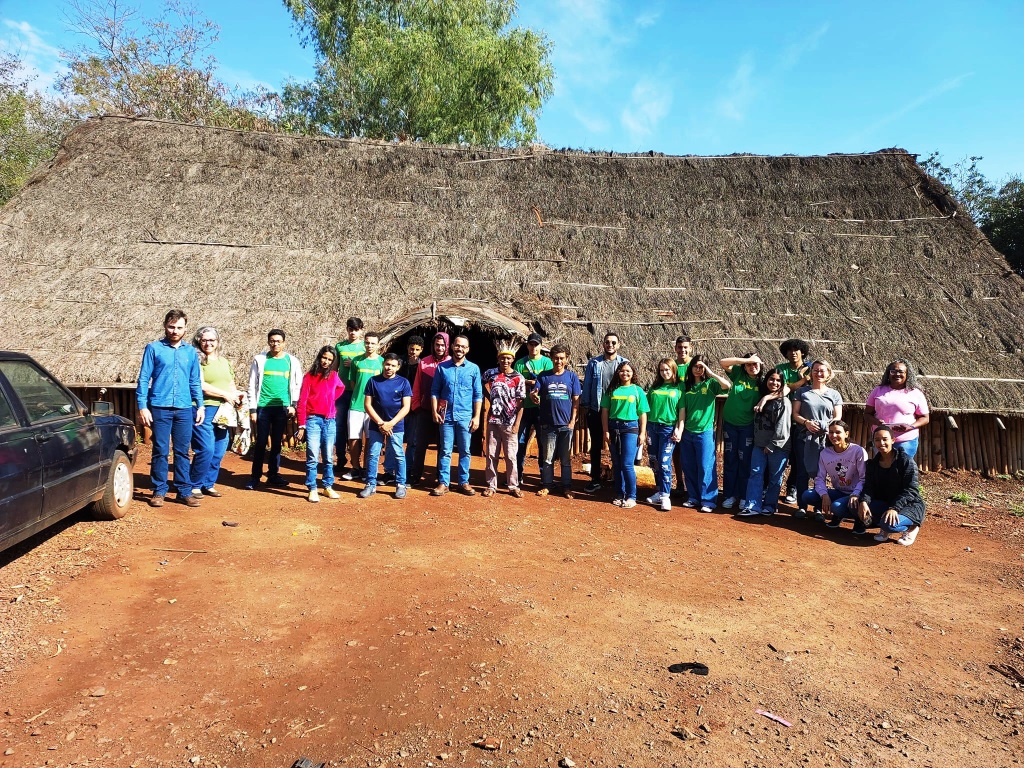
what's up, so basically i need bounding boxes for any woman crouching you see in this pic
[857,427,925,546]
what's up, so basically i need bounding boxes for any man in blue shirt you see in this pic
[136,309,204,507]
[581,332,628,494]
[533,344,581,498]
[360,353,413,499]
[430,334,483,496]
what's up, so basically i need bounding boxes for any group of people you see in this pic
[136,311,930,546]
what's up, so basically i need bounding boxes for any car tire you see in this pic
[93,449,133,520]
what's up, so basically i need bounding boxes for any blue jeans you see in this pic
[439,419,472,486]
[609,419,640,501]
[788,435,821,500]
[190,404,230,491]
[150,406,194,497]
[517,407,542,478]
[897,437,919,460]
[671,441,687,497]
[801,488,855,518]
[722,421,754,501]
[252,405,290,482]
[304,414,337,489]
[648,423,677,496]
[538,424,573,489]
[864,500,916,532]
[743,446,788,512]
[681,429,718,506]
[366,430,406,489]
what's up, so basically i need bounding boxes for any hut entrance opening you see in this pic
[379,305,532,456]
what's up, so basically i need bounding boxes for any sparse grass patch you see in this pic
[1009,504,1024,518]
[950,492,973,504]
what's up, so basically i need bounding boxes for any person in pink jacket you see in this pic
[296,346,346,502]
[408,331,450,485]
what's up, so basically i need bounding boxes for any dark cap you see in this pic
[527,333,543,344]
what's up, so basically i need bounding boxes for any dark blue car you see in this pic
[0,352,138,554]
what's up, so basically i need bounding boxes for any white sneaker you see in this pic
[897,527,920,546]
[192,488,203,497]
[307,488,320,503]
[660,496,672,512]
[700,505,714,513]
[622,498,637,509]
[722,496,736,509]
[682,500,697,509]
[323,486,340,499]
[646,492,663,504]
[873,531,890,542]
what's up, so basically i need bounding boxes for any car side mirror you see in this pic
[91,401,114,416]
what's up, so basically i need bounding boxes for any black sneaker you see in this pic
[852,521,867,535]
[826,518,843,529]
[584,482,602,494]
[268,476,289,488]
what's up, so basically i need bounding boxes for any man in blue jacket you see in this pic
[581,332,628,494]
[430,334,483,496]
[137,309,204,507]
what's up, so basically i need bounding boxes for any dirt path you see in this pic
[1,449,1022,767]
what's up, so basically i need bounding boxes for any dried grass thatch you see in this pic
[2,116,1023,412]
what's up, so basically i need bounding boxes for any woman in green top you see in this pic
[646,358,684,512]
[190,326,243,497]
[717,352,765,510]
[601,362,650,509]
[680,355,733,512]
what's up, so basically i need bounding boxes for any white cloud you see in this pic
[714,53,756,123]
[850,73,973,143]
[573,109,610,134]
[621,79,672,141]
[0,18,66,91]
[779,22,829,71]
[634,11,660,29]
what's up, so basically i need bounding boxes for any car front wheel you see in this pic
[93,450,133,520]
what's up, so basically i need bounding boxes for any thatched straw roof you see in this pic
[2,116,1023,412]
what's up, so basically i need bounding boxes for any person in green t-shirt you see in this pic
[246,329,302,490]
[513,333,553,481]
[718,352,765,510]
[190,326,243,497]
[600,362,649,508]
[680,355,733,512]
[343,331,384,480]
[645,358,685,512]
[334,317,365,473]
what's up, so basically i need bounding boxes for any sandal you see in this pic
[481,488,495,497]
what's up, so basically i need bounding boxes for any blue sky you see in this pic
[2,0,1022,180]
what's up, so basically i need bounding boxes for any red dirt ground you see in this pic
[1,447,1022,768]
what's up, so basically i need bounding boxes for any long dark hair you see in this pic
[759,368,785,397]
[684,354,710,390]
[308,346,337,377]
[607,361,636,396]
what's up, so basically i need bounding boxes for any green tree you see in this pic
[919,151,995,223]
[0,54,70,205]
[59,0,282,129]
[980,179,1024,275]
[282,0,554,145]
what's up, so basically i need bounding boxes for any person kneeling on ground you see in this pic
[802,420,867,527]
[857,427,926,546]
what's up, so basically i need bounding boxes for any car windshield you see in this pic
[0,360,79,424]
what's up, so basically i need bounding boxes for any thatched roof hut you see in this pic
[3,116,1024,470]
